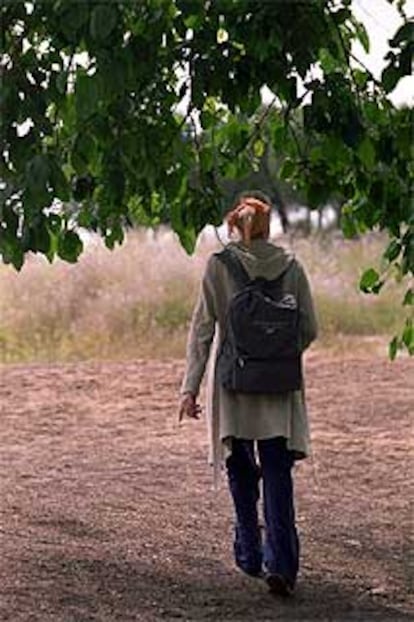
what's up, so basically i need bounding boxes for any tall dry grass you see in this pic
[0,228,404,363]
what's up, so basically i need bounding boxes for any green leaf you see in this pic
[278,77,297,103]
[47,214,62,235]
[360,268,380,292]
[318,48,337,74]
[279,158,295,181]
[199,110,216,130]
[57,230,83,263]
[399,46,413,79]
[402,229,414,274]
[384,239,401,262]
[46,232,57,264]
[75,73,100,121]
[357,137,376,170]
[184,14,203,30]
[341,209,359,239]
[25,154,50,191]
[71,133,97,175]
[371,280,384,295]
[50,161,71,201]
[389,336,398,360]
[403,288,414,306]
[177,226,196,254]
[307,181,329,210]
[253,138,265,158]
[105,223,124,250]
[2,204,19,235]
[382,64,400,93]
[56,71,68,95]
[354,69,369,88]
[402,319,413,351]
[390,21,414,48]
[90,5,118,41]
[169,192,196,254]
[272,123,288,151]
[355,21,370,53]
[24,155,51,207]
[21,215,52,255]
[0,230,24,270]
[72,175,95,201]
[33,218,51,254]
[78,203,98,229]
[59,4,89,40]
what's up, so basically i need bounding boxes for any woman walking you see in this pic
[179,190,317,597]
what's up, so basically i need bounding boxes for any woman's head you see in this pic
[226,189,273,245]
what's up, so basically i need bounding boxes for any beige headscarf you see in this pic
[226,191,272,246]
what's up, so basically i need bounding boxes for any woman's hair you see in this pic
[231,189,273,212]
[225,189,273,243]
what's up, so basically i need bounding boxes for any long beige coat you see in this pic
[181,239,318,482]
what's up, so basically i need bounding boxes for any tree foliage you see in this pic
[1,0,413,353]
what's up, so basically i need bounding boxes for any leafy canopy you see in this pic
[1,0,413,354]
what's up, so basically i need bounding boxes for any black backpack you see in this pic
[215,248,302,394]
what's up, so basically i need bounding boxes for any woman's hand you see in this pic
[178,393,202,422]
[236,197,270,212]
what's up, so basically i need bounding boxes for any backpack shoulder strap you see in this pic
[215,248,250,289]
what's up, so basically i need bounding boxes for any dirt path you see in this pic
[0,353,413,621]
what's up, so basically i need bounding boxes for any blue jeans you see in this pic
[226,437,299,586]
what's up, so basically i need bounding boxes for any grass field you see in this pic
[0,229,404,363]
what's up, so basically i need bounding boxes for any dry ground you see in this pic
[0,351,413,621]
